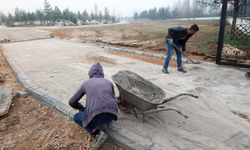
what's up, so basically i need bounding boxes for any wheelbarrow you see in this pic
[112,70,199,121]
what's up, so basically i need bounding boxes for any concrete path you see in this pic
[0,27,50,42]
[2,38,250,149]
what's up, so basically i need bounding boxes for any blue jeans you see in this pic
[73,111,116,134]
[163,42,182,70]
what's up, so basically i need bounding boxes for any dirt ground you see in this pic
[46,20,249,62]
[46,20,216,56]
[0,50,121,150]
[108,50,177,67]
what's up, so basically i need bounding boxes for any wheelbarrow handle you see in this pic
[161,93,198,105]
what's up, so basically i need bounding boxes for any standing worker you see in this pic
[162,24,199,74]
[69,62,118,141]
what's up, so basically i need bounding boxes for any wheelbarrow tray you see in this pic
[112,70,166,111]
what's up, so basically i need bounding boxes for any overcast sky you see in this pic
[0,0,175,17]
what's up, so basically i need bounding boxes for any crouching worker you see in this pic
[68,62,118,140]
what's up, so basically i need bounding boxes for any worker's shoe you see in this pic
[162,68,169,74]
[92,129,101,139]
[93,130,108,143]
[92,130,109,149]
[178,68,187,73]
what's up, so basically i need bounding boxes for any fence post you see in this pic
[216,0,228,65]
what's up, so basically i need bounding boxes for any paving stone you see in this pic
[69,109,79,119]
[54,101,73,116]
[225,131,250,150]
[102,123,153,150]
[43,93,62,106]
[0,88,13,116]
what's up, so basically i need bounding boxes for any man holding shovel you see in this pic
[162,24,199,74]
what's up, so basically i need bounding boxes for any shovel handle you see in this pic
[172,44,201,64]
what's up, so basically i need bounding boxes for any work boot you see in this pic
[93,130,108,143]
[162,68,169,74]
[178,68,187,73]
[92,130,108,150]
[92,129,101,139]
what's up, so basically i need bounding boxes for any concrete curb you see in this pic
[91,43,189,63]
[1,48,166,150]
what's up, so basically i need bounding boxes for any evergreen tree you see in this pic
[133,12,139,19]
[43,0,53,21]
[0,12,7,24]
[82,10,89,21]
[140,10,148,19]
[98,12,103,21]
[6,13,14,26]
[53,6,62,21]
[90,11,95,20]
[63,8,70,20]
[35,9,44,22]
[14,8,22,22]
[104,7,111,21]
[94,4,98,20]
[1,1,116,25]
[77,11,81,20]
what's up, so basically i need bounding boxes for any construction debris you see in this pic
[0,38,11,43]
[0,73,8,83]
[223,44,247,57]
[0,87,13,116]
[16,90,29,98]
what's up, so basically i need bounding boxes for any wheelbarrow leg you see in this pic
[130,105,138,119]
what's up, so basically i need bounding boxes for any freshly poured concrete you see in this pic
[2,38,250,149]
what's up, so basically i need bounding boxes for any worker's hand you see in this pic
[167,39,173,45]
[76,102,85,111]
[182,52,188,57]
[79,107,85,112]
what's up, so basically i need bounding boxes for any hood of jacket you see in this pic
[88,62,104,78]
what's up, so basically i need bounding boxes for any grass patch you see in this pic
[195,26,218,55]
[198,33,217,55]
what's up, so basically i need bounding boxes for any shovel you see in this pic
[173,44,201,64]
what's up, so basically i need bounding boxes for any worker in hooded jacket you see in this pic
[69,62,118,139]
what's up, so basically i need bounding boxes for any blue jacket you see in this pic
[68,63,118,127]
[167,26,193,51]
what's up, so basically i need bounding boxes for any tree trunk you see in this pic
[230,0,240,37]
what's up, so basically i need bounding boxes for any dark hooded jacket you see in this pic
[68,63,118,127]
